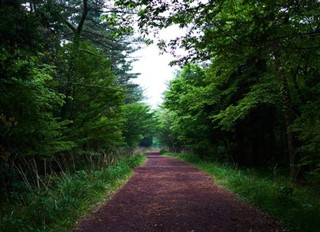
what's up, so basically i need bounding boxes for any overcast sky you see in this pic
[131,44,176,108]
[131,25,185,109]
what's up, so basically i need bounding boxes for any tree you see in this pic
[118,0,320,181]
[33,0,145,151]
[162,64,215,156]
[122,103,157,148]
[0,1,73,191]
[0,0,149,193]
[161,62,284,164]
[157,109,183,152]
[61,42,125,152]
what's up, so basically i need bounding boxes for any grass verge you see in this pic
[1,153,146,232]
[165,152,320,232]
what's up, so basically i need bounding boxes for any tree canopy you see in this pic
[115,0,320,182]
[1,0,320,193]
[0,0,156,194]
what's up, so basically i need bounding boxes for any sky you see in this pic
[131,44,177,109]
[131,25,185,109]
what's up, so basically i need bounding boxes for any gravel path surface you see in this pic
[73,150,278,232]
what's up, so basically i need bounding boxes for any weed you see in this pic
[0,153,146,232]
[277,185,294,202]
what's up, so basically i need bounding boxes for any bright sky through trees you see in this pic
[132,44,176,108]
[132,25,186,108]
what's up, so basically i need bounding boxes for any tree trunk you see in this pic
[273,44,297,182]
[61,0,89,120]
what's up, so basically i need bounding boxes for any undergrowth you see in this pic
[165,152,320,232]
[0,153,146,232]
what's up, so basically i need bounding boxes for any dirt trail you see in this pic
[73,150,278,232]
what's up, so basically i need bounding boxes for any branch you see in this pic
[77,0,89,35]
[78,48,104,58]
[64,19,77,33]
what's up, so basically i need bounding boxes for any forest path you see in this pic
[73,150,278,232]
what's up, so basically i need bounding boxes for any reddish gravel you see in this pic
[73,150,279,232]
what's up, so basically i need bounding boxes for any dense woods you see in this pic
[0,0,155,223]
[116,0,320,183]
[1,0,320,231]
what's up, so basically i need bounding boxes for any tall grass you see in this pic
[0,152,146,232]
[165,152,320,232]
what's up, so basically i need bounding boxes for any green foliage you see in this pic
[292,98,320,183]
[0,2,41,51]
[0,51,74,158]
[0,153,146,232]
[59,42,125,152]
[166,152,320,232]
[160,61,284,164]
[161,64,215,155]
[146,0,320,178]
[211,74,281,131]
[0,0,151,220]
[0,0,146,160]
[157,109,183,152]
[122,103,157,148]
